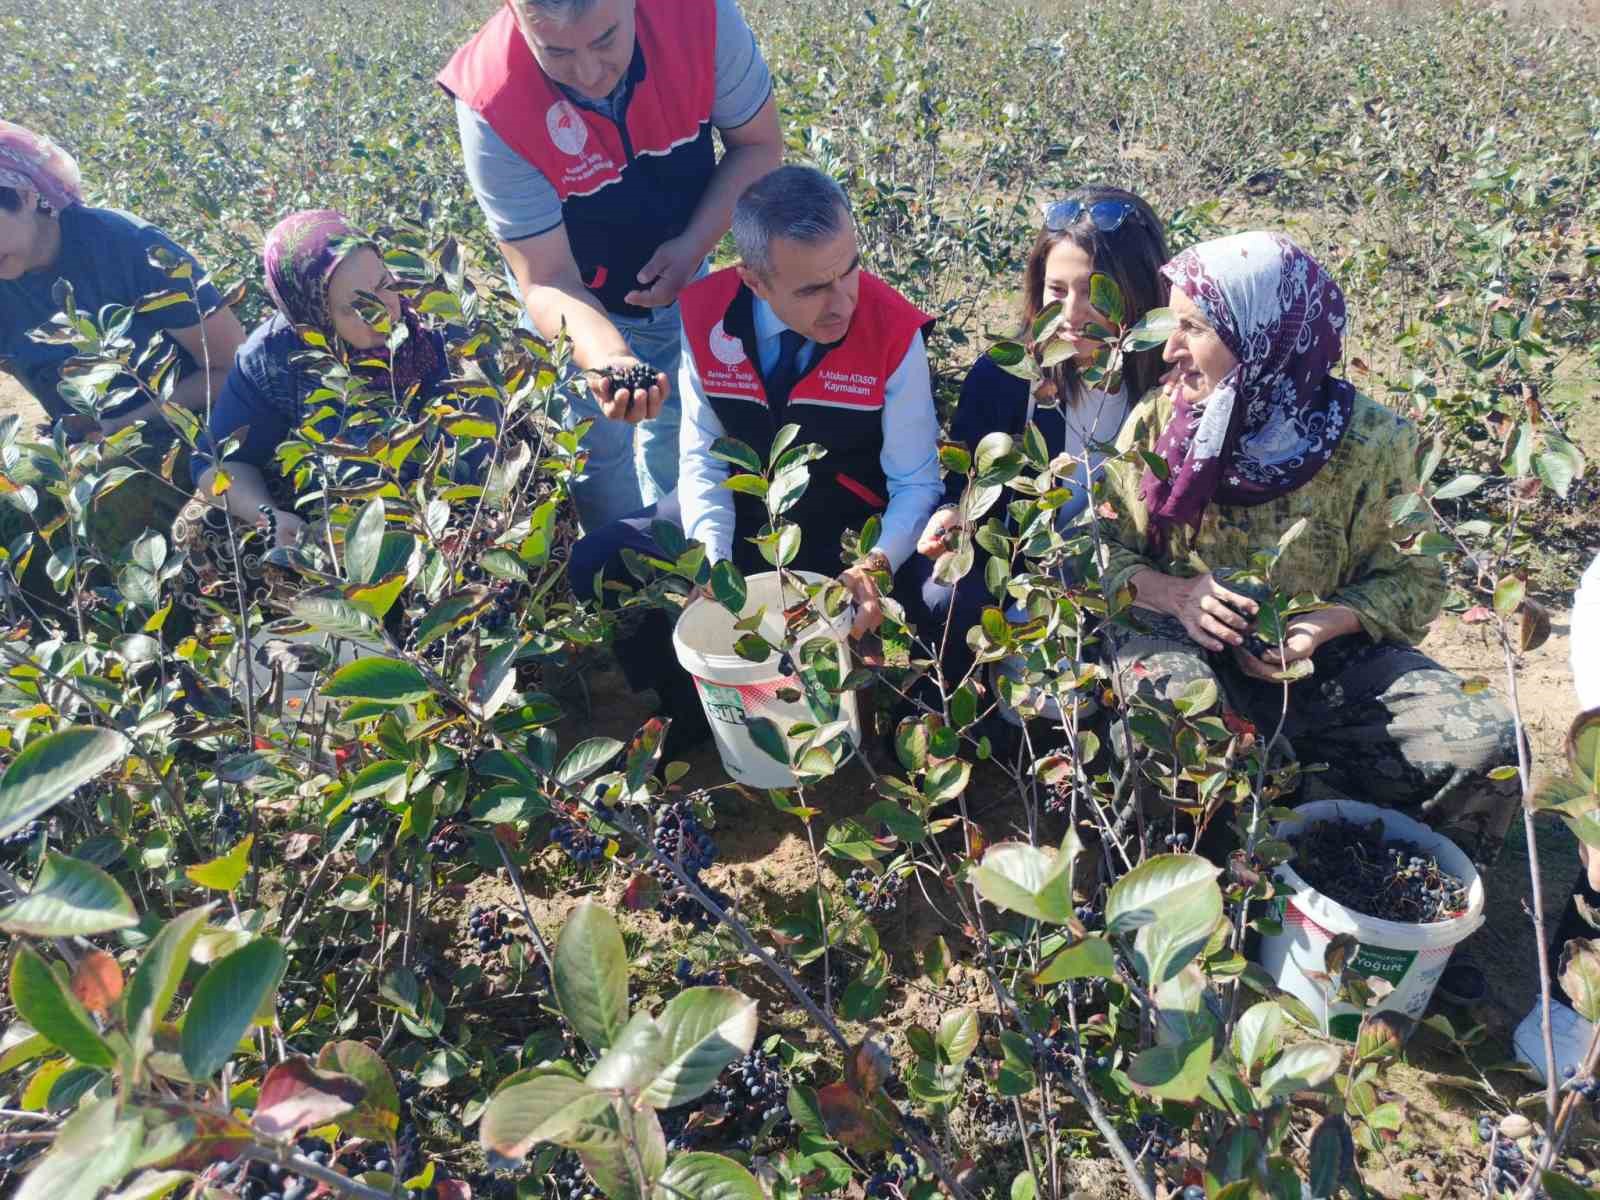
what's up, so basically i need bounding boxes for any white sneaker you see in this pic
[1514,999,1599,1084]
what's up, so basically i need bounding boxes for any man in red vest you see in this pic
[568,166,943,754]
[439,0,782,529]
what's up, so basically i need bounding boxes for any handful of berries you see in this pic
[600,362,658,393]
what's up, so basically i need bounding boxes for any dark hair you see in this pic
[1020,185,1169,406]
[0,187,20,212]
[732,165,852,277]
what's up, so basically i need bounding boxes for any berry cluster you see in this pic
[601,363,658,393]
[212,1139,337,1200]
[653,799,716,872]
[548,1150,602,1200]
[1477,1117,1534,1193]
[469,905,514,953]
[0,819,46,862]
[425,826,469,859]
[648,800,725,930]
[1564,1066,1600,1102]
[214,802,246,843]
[674,957,727,987]
[1162,831,1192,850]
[846,867,906,916]
[961,1058,1017,1144]
[348,799,383,822]
[863,1147,923,1199]
[1290,818,1469,923]
[551,816,608,866]
[709,1050,791,1149]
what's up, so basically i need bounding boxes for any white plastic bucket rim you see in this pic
[673,570,859,788]
[1269,798,1486,946]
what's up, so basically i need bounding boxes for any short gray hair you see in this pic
[518,0,598,21]
[732,166,853,278]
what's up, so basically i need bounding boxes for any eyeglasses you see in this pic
[1043,197,1141,234]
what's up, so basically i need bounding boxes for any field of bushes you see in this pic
[1,0,1598,1197]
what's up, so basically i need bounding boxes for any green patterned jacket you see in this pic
[1099,390,1445,646]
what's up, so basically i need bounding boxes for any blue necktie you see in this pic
[764,329,809,411]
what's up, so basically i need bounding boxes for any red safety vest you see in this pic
[679,267,934,572]
[439,0,718,316]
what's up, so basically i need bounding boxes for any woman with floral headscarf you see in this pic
[1100,232,1519,879]
[174,210,454,611]
[0,120,244,438]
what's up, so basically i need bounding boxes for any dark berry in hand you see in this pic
[601,363,658,393]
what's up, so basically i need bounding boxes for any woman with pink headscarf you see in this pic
[0,120,244,439]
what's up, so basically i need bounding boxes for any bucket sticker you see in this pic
[697,681,747,726]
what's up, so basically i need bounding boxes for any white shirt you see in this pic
[1575,552,1600,710]
[678,295,942,569]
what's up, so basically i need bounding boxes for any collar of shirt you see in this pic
[751,295,816,377]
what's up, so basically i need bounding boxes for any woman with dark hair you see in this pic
[905,185,1169,679]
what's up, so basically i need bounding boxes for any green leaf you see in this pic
[745,717,789,766]
[578,1099,666,1200]
[824,818,881,863]
[1034,936,1117,984]
[1122,307,1175,352]
[9,945,114,1068]
[322,657,430,704]
[15,1098,145,1200]
[1130,868,1224,986]
[653,1153,765,1200]
[1540,1172,1599,1200]
[0,852,137,937]
[287,592,386,642]
[1088,273,1125,328]
[710,560,747,613]
[708,438,762,474]
[479,1073,612,1160]
[185,835,253,892]
[554,900,629,1052]
[1432,473,1485,501]
[0,726,130,841]
[1230,1001,1286,1077]
[345,496,387,585]
[1104,854,1222,937]
[937,1008,979,1066]
[1260,1041,1342,1097]
[971,836,1078,924]
[1534,449,1579,499]
[316,1040,400,1141]
[1127,1035,1212,1102]
[1493,574,1525,619]
[125,904,216,1056]
[180,937,287,1080]
[1010,1172,1039,1200]
[639,987,759,1108]
[557,737,623,785]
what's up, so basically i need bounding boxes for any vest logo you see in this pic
[708,321,747,366]
[545,101,589,157]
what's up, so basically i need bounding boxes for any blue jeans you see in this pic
[512,264,705,531]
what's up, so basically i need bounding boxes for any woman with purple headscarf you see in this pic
[1101,232,1518,893]
[173,209,456,612]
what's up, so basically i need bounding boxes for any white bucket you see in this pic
[673,571,859,789]
[229,625,383,707]
[1256,798,1485,1040]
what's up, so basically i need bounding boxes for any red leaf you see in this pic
[815,1082,893,1154]
[1461,605,1494,625]
[622,872,663,911]
[436,1179,472,1200]
[253,1056,367,1138]
[71,950,124,1016]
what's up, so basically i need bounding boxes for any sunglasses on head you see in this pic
[1043,197,1140,234]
